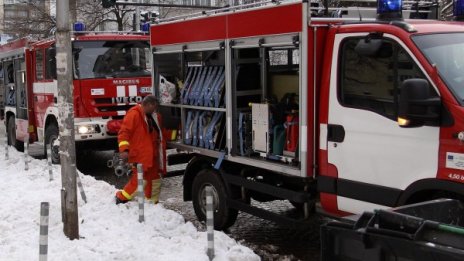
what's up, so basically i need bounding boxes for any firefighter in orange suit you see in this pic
[115,95,166,204]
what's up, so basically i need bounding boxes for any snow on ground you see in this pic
[0,142,260,261]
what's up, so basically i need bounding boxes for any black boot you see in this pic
[115,196,129,205]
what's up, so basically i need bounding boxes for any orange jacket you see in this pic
[118,105,166,174]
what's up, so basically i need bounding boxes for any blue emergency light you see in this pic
[454,0,464,20]
[74,22,86,32]
[377,0,403,20]
[141,22,150,32]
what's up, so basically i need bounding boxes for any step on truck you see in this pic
[0,24,152,163]
[150,0,464,230]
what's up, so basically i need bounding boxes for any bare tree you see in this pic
[3,0,55,39]
[76,0,136,31]
[3,0,136,40]
[104,3,136,31]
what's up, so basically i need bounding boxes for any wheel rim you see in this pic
[199,184,219,216]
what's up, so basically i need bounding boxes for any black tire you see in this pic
[44,124,60,164]
[192,169,238,230]
[7,117,24,152]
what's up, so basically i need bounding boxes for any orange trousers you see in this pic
[116,166,161,203]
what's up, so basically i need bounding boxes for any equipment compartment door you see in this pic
[326,33,440,214]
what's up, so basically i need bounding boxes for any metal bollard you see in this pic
[206,186,214,260]
[39,202,49,261]
[47,145,53,181]
[4,137,8,160]
[76,173,87,203]
[24,134,29,171]
[137,164,145,223]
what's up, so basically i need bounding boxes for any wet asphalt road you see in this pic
[74,150,324,261]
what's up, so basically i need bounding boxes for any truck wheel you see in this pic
[7,117,24,152]
[45,124,60,164]
[192,169,238,230]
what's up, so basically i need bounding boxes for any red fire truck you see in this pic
[150,0,464,230]
[1,31,151,163]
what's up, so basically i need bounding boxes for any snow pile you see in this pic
[0,145,260,261]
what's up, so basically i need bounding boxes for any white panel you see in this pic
[252,103,270,153]
[337,196,389,214]
[301,125,307,152]
[33,81,57,95]
[117,111,126,116]
[91,88,104,96]
[128,85,137,97]
[446,152,464,170]
[117,85,125,97]
[319,124,327,150]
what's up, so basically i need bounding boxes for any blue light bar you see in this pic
[73,22,86,32]
[454,0,464,19]
[141,22,150,32]
[377,0,403,20]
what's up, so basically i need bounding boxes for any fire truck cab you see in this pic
[151,0,464,230]
[1,31,151,163]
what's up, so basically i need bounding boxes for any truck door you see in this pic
[326,33,440,214]
[15,58,27,121]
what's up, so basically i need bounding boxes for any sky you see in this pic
[0,141,260,261]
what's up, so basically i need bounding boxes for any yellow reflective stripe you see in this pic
[121,190,133,200]
[118,141,129,147]
[171,130,177,141]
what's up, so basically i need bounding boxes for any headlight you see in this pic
[76,125,99,134]
[78,126,90,134]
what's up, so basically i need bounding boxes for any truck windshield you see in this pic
[413,33,464,101]
[73,40,150,79]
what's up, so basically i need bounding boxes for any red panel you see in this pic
[77,77,151,118]
[320,193,352,217]
[227,3,302,39]
[437,103,464,184]
[151,16,227,46]
[0,38,29,52]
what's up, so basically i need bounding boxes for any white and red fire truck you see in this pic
[0,31,151,163]
[150,0,464,230]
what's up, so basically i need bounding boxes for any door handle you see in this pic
[327,124,345,143]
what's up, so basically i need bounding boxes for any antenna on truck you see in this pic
[357,6,363,21]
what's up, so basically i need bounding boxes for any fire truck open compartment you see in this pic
[154,33,303,176]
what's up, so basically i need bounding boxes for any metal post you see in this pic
[24,133,29,171]
[206,186,214,260]
[56,0,79,240]
[137,164,145,223]
[4,137,8,160]
[69,0,77,25]
[39,202,49,261]
[76,173,87,203]
[136,0,141,32]
[47,145,53,181]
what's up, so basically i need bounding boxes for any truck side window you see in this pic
[45,46,57,80]
[339,37,430,120]
[4,62,15,106]
[36,50,44,80]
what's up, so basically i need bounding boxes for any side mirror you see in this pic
[398,79,441,127]
[355,39,382,57]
